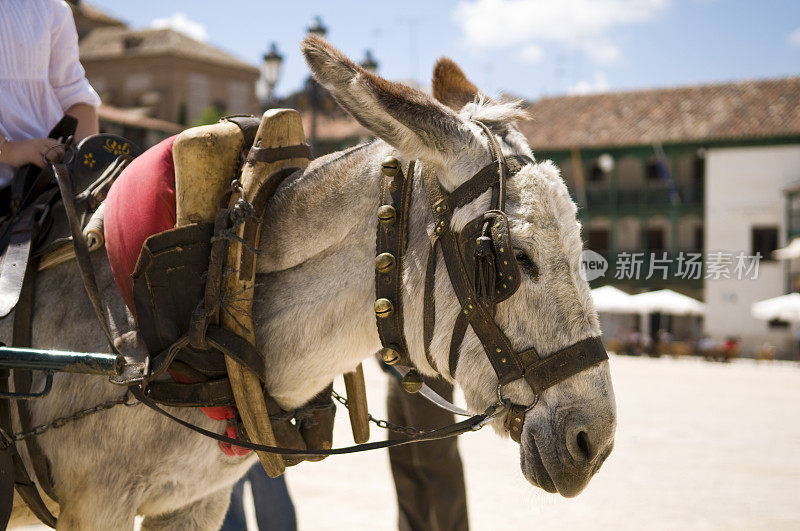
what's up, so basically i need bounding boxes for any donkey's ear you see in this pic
[432,57,485,111]
[301,35,473,164]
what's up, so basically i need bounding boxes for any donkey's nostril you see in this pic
[576,430,592,461]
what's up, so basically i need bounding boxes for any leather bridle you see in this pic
[375,122,609,442]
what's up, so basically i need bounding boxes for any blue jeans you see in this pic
[221,465,297,531]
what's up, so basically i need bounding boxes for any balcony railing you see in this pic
[583,185,703,210]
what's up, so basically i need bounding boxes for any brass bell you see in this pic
[374,298,394,318]
[375,252,396,273]
[379,346,400,365]
[401,370,424,393]
[377,205,396,225]
[381,156,400,177]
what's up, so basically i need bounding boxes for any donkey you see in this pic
[2,36,616,529]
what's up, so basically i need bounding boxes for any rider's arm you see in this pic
[49,0,100,142]
[66,103,99,141]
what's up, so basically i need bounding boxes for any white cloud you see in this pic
[567,71,610,95]
[453,0,668,64]
[518,44,544,63]
[150,12,208,42]
[789,27,800,47]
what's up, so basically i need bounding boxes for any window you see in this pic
[588,161,606,182]
[587,229,609,254]
[752,227,778,261]
[694,226,704,252]
[693,152,705,183]
[646,228,665,253]
[646,159,662,181]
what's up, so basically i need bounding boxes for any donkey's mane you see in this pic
[460,97,534,158]
[460,96,529,126]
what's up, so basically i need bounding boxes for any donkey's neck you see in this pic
[253,140,407,408]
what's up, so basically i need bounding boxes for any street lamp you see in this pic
[307,16,327,38]
[306,16,327,154]
[360,50,378,75]
[258,42,283,106]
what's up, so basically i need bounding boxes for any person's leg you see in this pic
[387,375,469,531]
[220,476,247,531]
[388,376,432,531]
[249,464,297,531]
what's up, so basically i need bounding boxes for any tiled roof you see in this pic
[97,104,181,133]
[79,27,258,74]
[300,112,372,141]
[69,2,126,27]
[520,77,800,150]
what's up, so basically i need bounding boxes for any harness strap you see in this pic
[445,155,530,211]
[422,238,438,371]
[421,164,526,385]
[375,158,415,367]
[447,311,468,379]
[246,144,312,164]
[130,386,501,456]
[2,255,59,527]
[51,162,119,355]
[522,337,608,395]
[0,373,56,528]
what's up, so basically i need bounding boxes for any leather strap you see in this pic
[246,144,311,164]
[422,238,438,371]
[51,162,119,354]
[0,208,37,318]
[447,311,468,379]
[422,164,526,385]
[0,371,56,528]
[522,337,608,395]
[375,159,415,366]
[419,154,609,403]
[146,378,234,408]
[446,155,530,211]
[131,386,498,456]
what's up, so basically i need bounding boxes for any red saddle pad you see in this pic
[104,135,177,317]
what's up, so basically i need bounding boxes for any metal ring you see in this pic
[497,381,539,412]
[123,390,140,407]
[41,144,74,166]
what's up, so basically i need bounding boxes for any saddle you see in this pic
[104,113,336,471]
[0,117,143,318]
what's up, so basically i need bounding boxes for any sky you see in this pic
[88,0,800,101]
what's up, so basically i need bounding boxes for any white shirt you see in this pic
[0,0,101,186]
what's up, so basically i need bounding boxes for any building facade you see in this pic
[705,145,800,356]
[522,77,800,356]
[79,27,259,126]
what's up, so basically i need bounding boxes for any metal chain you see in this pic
[11,391,138,442]
[331,389,428,436]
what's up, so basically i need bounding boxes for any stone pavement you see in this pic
[286,354,800,530]
[16,354,800,530]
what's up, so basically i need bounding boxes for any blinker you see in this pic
[377,205,396,225]
[400,369,424,393]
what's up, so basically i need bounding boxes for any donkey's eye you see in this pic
[514,248,539,279]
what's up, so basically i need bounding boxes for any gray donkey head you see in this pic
[302,36,617,497]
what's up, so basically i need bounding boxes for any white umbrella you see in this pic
[773,238,800,260]
[751,293,800,322]
[629,289,705,316]
[591,285,636,314]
